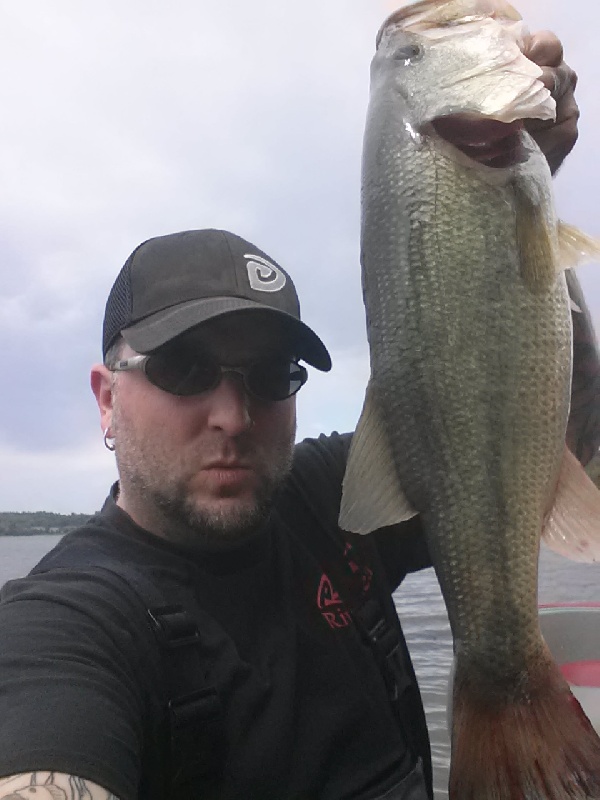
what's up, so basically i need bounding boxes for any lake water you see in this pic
[0,535,598,798]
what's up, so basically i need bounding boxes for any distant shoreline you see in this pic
[0,512,92,537]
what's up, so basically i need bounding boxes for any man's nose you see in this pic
[205,372,253,434]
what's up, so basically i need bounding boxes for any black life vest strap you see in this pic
[144,598,226,796]
[352,596,415,703]
[61,560,227,798]
[286,471,434,799]
[287,470,413,703]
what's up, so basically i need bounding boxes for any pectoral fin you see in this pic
[515,185,600,292]
[542,446,600,562]
[514,181,557,293]
[339,381,417,534]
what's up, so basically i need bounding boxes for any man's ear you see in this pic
[90,364,114,435]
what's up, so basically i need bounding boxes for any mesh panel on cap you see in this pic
[102,257,133,356]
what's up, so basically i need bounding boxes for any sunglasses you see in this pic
[110,351,308,401]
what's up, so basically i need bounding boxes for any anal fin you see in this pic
[543,446,600,562]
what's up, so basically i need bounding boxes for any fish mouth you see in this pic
[431,114,525,168]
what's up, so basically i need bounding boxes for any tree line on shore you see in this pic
[0,511,92,536]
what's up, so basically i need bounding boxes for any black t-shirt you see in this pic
[0,433,432,800]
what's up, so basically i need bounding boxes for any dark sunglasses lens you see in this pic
[145,354,219,396]
[248,361,308,401]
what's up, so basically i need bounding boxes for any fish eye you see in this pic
[393,44,423,64]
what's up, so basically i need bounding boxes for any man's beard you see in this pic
[112,401,295,550]
[146,457,291,550]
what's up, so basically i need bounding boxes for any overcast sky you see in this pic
[1,0,599,513]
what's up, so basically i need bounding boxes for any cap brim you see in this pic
[121,296,332,372]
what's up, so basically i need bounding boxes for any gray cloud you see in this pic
[1,0,599,511]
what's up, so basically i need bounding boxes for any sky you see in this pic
[1,0,599,514]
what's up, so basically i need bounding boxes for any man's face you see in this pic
[98,314,298,548]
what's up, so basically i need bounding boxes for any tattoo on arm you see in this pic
[566,271,600,465]
[0,772,119,800]
[69,776,93,800]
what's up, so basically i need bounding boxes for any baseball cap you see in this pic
[102,229,332,371]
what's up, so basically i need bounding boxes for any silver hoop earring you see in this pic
[103,429,116,452]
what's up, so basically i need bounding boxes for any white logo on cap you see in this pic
[245,254,286,293]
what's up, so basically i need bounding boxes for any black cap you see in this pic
[102,229,331,371]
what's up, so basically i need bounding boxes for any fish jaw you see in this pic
[430,114,526,168]
[373,1,555,128]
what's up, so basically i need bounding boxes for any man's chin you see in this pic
[193,499,265,535]
[148,458,292,549]
[156,493,271,550]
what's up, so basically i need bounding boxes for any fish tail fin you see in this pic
[449,654,600,799]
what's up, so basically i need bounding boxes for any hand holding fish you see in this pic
[523,30,579,174]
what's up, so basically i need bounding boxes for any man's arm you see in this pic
[0,576,153,800]
[0,772,120,800]
[566,271,600,466]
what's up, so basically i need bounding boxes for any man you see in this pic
[0,32,596,800]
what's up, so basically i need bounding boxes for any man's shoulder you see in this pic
[32,511,137,573]
[284,431,352,519]
[0,510,183,631]
[30,500,185,580]
[293,430,352,462]
[287,431,431,581]
[291,432,352,489]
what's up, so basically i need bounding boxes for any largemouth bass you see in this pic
[339,1,600,797]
